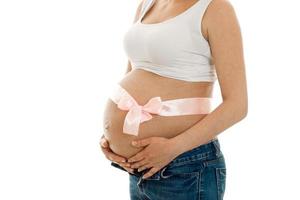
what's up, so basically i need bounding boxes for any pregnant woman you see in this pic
[100,0,247,199]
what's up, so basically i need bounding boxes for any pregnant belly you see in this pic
[102,69,214,158]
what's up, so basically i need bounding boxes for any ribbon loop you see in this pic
[117,95,163,136]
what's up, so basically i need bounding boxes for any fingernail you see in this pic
[101,141,107,147]
[132,141,137,145]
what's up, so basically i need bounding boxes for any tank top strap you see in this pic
[177,0,212,44]
[139,0,213,25]
[139,0,155,22]
[191,0,213,20]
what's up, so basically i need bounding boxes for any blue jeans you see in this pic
[110,138,226,200]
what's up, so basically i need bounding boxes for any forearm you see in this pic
[170,100,247,156]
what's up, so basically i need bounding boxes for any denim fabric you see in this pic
[110,138,226,200]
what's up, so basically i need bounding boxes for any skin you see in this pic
[100,0,247,179]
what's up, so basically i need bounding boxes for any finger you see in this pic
[118,162,132,168]
[100,137,108,148]
[131,137,153,148]
[142,167,159,179]
[130,159,149,169]
[117,162,135,174]
[122,166,134,174]
[102,148,127,163]
[137,163,152,172]
[127,152,145,163]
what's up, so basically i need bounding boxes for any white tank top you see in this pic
[123,0,217,82]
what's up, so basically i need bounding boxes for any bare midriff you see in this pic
[103,68,215,158]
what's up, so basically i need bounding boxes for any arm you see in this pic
[170,0,248,155]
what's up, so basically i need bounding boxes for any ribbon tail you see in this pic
[123,106,142,136]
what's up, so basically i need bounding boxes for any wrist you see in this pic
[168,136,187,158]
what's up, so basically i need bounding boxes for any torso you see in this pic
[103,69,215,158]
[103,0,215,158]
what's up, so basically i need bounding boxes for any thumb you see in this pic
[100,137,108,148]
[131,137,152,147]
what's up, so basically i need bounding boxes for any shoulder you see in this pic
[210,0,234,9]
[205,0,238,28]
[203,0,240,40]
[207,0,236,15]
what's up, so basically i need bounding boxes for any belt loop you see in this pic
[212,138,221,157]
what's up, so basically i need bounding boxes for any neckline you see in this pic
[137,0,202,26]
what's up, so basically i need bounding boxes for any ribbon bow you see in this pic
[117,94,163,136]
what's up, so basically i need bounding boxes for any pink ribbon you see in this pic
[109,84,212,136]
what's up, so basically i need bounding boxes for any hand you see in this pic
[99,135,134,174]
[127,136,180,179]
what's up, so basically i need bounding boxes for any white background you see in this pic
[0,0,299,199]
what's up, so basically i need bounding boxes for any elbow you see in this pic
[224,97,248,122]
[240,104,248,120]
[237,98,248,121]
